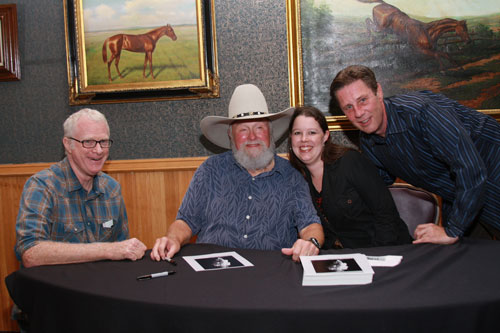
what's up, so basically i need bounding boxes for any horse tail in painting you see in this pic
[102,38,109,63]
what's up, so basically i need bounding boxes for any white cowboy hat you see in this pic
[200,84,294,149]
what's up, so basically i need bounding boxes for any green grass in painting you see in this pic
[84,25,200,85]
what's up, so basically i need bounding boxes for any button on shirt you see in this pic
[15,157,129,260]
[177,152,321,250]
[360,91,500,237]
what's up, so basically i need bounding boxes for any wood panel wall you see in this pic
[0,157,206,332]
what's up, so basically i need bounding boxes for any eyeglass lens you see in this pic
[82,140,112,148]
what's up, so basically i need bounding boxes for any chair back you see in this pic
[388,184,440,237]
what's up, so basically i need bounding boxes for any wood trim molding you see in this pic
[0,154,290,176]
[0,156,209,176]
[103,156,208,172]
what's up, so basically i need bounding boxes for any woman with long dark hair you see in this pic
[288,106,411,249]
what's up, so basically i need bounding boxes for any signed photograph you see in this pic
[183,251,254,272]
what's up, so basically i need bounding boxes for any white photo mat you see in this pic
[301,253,374,276]
[183,251,254,272]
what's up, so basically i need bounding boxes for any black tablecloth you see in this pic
[5,239,500,333]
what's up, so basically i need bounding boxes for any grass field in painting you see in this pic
[84,25,199,85]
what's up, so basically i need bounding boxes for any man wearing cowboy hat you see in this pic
[151,84,324,262]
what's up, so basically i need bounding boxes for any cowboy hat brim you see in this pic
[200,107,294,149]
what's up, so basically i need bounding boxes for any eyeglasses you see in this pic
[68,137,113,148]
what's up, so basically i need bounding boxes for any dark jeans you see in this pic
[466,220,500,240]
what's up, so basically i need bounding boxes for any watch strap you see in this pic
[309,237,320,249]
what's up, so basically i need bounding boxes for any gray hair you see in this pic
[63,108,110,137]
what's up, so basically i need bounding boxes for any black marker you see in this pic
[137,271,176,280]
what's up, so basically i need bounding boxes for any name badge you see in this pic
[103,219,114,228]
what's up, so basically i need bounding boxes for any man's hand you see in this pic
[150,219,192,261]
[111,238,147,261]
[413,224,459,245]
[150,236,181,262]
[281,239,319,262]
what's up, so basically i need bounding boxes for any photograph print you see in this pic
[312,258,362,273]
[196,256,244,271]
[183,251,254,272]
[295,0,500,116]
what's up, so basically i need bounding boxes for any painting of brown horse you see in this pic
[361,0,472,70]
[102,24,177,81]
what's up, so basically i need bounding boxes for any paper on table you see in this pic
[366,255,403,267]
[183,251,254,272]
[301,253,374,286]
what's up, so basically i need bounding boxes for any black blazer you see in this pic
[306,150,412,249]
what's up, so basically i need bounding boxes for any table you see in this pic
[5,239,500,333]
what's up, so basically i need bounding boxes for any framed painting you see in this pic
[287,0,500,131]
[0,4,20,81]
[64,0,219,105]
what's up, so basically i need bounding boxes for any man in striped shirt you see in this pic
[329,65,500,245]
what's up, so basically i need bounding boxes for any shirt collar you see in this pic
[229,152,282,177]
[61,157,103,194]
[361,99,408,144]
[384,99,408,135]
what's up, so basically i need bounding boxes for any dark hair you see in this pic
[287,106,351,177]
[329,65,378,114]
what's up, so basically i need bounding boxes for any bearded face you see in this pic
[229,120,275,171]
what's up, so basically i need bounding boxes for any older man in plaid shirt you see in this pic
[15,108,146,268]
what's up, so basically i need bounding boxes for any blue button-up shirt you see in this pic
[177,152,321,249]
[360,91,500,237]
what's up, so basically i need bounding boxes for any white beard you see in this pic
[232,139,275,171]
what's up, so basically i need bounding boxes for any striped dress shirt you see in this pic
[360,91,500,237]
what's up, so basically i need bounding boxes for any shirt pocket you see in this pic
[52,221,85,243]
[335,189,364,219]
[96,218,116,241]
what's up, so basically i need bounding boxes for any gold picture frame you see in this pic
[64,0,219,105]
[0,4,20,81]
[286,0,500,131]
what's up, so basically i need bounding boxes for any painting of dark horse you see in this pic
[360,0,472,70]
[294,0,500,116]
[102,24,177,81]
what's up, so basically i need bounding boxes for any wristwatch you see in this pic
[309,237,320,249]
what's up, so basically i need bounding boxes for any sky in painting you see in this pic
[314,0,500,18]
[82,0,196,31]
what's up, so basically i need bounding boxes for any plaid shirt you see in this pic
[15,157,129,260]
